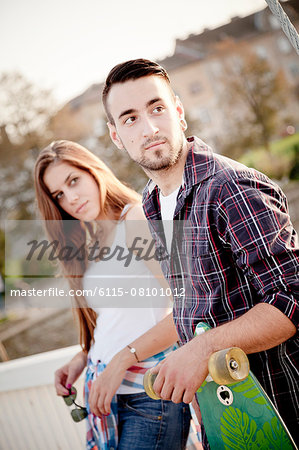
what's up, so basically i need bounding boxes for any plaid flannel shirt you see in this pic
[142,136,299,441]
[84,346,177,449]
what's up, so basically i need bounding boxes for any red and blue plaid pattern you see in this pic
[84,346,176,449]
[142,136,299,441]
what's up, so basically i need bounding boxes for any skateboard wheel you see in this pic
[208,347,249,385]
[143,370,161,400]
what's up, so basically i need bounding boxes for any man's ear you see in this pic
[175,96,187,131]
[175,95,185,122]
[107,122,124,150]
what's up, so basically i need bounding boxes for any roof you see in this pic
[67,1,299,107]
[68,82,104,110]
[159,0,299,71]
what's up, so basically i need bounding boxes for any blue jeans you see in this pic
[117,392,191,449]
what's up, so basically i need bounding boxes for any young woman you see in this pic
[34,140,192,449]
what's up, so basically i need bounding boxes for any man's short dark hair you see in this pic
[102,59,171,124]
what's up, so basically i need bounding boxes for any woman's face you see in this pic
[43,161,102,221]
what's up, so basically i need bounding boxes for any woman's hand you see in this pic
[89,349,135,416]
[54,350,87,396]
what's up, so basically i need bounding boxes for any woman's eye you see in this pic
[56,192,63,201]
[124,116,136,125]
[70,177,78,185]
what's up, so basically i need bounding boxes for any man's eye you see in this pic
[153,106,164,114]
[124,116,136,125]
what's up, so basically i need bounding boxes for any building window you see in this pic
[277,37,292,54]
[189,81,202,95]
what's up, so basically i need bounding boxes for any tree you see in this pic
[0,72,56,220]
[218,43,289,158]
[80,128,148,195]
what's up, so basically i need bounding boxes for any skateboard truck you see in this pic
[229,359,239,370]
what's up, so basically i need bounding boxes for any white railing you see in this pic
[0,346,202,450]
[0,346,86,450]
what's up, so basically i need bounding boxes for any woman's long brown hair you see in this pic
[34,140,140,352]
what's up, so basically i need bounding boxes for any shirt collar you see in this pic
[182,136,216,197]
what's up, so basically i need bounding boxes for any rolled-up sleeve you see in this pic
[217,177,299,328]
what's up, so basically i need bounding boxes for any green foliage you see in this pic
[221,407,292,449]
[262,417,293,449]
[0,72,55,144]
[0,72,57,221]
[0,73,57,287]
[221,407,260,449]
[231,377,267,406]
[240,133,299,180]
[0,316,8,325]
[289,143,299,180]
[220,45,292,160]
[197,380,207,393]
[0,229,4,278]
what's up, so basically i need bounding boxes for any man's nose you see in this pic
[142,116,159,138]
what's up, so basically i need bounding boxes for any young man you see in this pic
[102,59,298,446]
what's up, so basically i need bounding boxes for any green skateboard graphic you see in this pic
[143,322,297,449]
[194,322,297,449]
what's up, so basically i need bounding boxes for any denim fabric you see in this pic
[117,392,191,449]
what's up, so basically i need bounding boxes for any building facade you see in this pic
[51,1,299,152]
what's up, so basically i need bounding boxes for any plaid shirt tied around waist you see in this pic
[142,136,299,438]
[84,345,176,450]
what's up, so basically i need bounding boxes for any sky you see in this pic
[1,0,267,106]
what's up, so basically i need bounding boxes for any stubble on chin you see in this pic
[137,140,183,172]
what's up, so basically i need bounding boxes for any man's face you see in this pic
[106,76,186,172]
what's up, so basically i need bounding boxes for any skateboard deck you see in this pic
[195,322,297,449]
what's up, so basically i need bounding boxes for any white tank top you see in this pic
[83,207,172,393]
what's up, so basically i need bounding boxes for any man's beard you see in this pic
[129,136,184,172]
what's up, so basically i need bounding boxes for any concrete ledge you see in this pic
[0,345,82,391]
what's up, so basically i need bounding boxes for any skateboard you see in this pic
[194,322,297,449]
[143,322,297,449]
